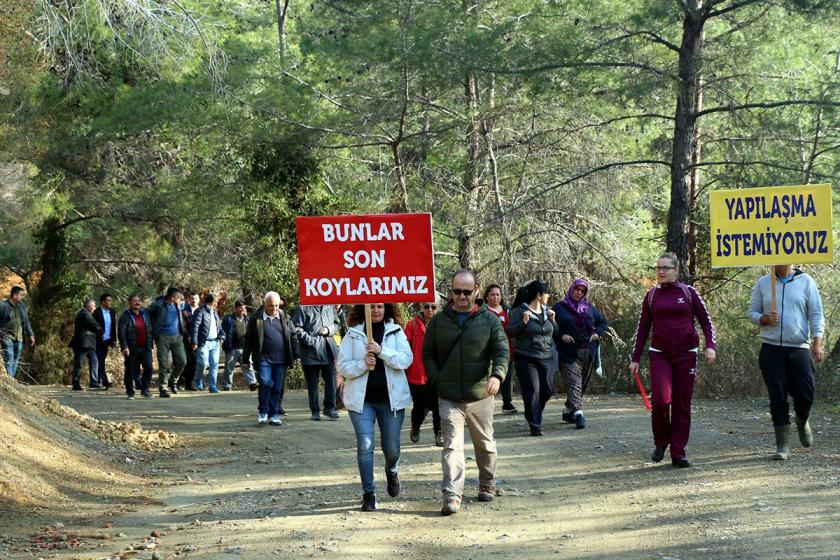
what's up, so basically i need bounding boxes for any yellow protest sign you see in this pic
[710,183,834,268]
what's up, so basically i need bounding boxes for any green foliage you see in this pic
[0,0,837,398]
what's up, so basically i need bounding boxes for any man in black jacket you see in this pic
[191,293,225,393]
[71,299,102,390]
[180,292,201,391]
[93,293,117,389]
[293,304,341,420]
[118,294,154,399]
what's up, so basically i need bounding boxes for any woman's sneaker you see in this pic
[574,412,586,429]
[361,492,376,511]
[386,472,400,497]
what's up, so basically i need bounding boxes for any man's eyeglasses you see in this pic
[451,288,475,296]
[423,304,438,310]
[655,266,676,271]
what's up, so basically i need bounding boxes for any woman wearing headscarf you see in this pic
[508,280,557,436]
[630,252,717,468]
[552,279,608,429]
[404,300,442,446]
[338,303,413,511]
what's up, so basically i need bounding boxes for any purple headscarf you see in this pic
[561,278,594,333]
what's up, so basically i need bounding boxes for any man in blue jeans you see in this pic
[0,286,36,378]
[191,293,225,393]
[245,292,299,425]
[221,300,258,391]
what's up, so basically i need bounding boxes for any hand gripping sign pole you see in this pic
[296,212,436,372]
[364,305,374,370]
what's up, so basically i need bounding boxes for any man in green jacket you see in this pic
[423,270,510,516]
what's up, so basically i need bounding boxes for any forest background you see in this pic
[1,0,838,398]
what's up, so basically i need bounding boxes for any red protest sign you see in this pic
[296,213,435,305]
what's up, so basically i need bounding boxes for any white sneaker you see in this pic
[269,415,282,426]
[258,414,269,425]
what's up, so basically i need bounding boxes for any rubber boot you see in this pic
[772,424,791,460]
[795,416,813,448]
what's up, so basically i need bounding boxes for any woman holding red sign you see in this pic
[629,253,717,468]
[338,303,413,511]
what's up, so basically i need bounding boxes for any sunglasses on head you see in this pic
[423,304,438,310]
[451,288,474,296]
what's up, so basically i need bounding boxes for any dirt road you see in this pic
[5,387,840,560]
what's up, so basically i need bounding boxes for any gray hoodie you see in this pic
[747,270,824,349]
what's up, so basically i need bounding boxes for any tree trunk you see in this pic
[687,48,703,282]
[482,73,513,293]
[458,68,482,270]
[276,0,290,64]
[668,6,704,280]
[390,142,410,213]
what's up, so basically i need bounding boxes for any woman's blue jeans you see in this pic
[349,401,404,494]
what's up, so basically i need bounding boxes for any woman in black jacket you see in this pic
[508,280,557,436]
[552,279,608,429]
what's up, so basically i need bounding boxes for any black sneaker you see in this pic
[410,426,420,443]
[169,385,179,394]
[326,410,340,420]
[311,412,321,421]
[72,385,84,391]
[386,472,400,498]
[249,383,259,391]
[142,390,152,398]
[574,413,586,429]
[672,458,691,468]
[651,447,667,463]
[361,492,376,511]
[530,427,544,437]
[561,411,574,424]
[502,403,519,415]
[159,390,171,398]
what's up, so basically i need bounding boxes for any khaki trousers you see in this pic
[439,396,497,499]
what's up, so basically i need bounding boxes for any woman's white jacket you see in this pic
[337,320,413,414]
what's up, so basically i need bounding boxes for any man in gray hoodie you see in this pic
[748,264,825,460]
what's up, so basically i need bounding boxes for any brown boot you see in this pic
[772,424,791,460]
[795,416,813,448]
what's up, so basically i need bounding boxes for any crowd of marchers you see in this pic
[0,252,825,516]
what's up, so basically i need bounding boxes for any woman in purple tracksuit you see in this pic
[629,252,717,468]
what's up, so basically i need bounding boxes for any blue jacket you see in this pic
[191,305,226,347]
[222,313,249,352]
[748,269,824,348]
[148,296,187,339]
[0,299,34,343]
